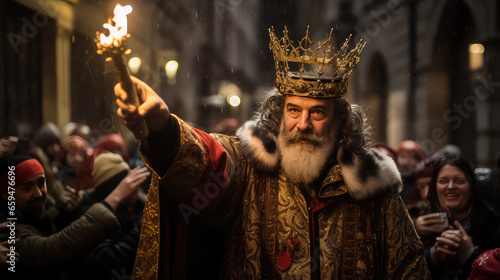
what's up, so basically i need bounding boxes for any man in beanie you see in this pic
[0,156,47,220]
[69,152,146,280]
[87,152,132,205]
[0,155,149,279]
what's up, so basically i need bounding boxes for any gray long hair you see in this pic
[254,90,371,154]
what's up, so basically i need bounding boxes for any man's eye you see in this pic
[311,110,325,119]
[37,179,45,188]
[18,186,32,192]
[288,108,300,116]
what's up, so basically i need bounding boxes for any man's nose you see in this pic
[32,186,43,198]
[297,113,312,131]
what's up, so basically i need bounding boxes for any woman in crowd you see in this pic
[53,135,91,190]
[425,157,500,280]
[75,133,130,194]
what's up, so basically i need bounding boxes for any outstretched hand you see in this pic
[104,167,150,210]
[114,76,170,132]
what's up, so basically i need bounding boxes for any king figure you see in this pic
[114,26,431,280]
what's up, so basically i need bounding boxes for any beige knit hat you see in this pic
[92,152,129,188]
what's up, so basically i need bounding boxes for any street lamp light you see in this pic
[128,57,142,75]
[165,60,178,85]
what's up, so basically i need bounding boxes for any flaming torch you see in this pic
[96,4,149,140]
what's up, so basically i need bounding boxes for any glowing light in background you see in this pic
[165,60,179,85]
[217,81,242,108]
[469,43,484,71]
[469,44,485,54]
[128,57,142,74]
[228,95,241,107]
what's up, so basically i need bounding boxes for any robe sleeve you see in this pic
[379,192,431,279]
[134,114,248,280]
[141,114,248,225]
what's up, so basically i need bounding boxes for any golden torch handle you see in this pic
[112,54,149,140]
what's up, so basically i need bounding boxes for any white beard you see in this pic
[278,128,334,186]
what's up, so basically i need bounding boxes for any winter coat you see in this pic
[0,202,120,280]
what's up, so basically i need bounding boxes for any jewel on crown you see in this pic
[268,26,366,98]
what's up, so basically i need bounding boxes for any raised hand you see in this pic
[104,167,150,210]
[415,212,448,236]
[114,76,171,133]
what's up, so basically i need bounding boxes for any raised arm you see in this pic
[114,77,178,175]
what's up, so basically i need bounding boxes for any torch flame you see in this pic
[100,4,132,47]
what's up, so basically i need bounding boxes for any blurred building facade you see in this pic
[349,0,500,168]
[1,0,499,168]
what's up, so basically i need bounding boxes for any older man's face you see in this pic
[279,95,337,185]
[283,95,336,139]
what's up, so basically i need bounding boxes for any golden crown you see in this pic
[269,26,365,98]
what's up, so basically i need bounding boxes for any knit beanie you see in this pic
[0,155,45,194]
[34,122,61,151]
[92,153,129,188]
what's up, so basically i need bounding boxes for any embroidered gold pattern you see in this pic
[133,126,430,279]
[132,114,207,280]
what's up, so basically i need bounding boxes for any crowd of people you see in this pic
[0,123,149,279]
[375,141,500,279]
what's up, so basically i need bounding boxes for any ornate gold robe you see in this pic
[133,115,430,279]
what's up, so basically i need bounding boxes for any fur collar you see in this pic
[236,120,402,201]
